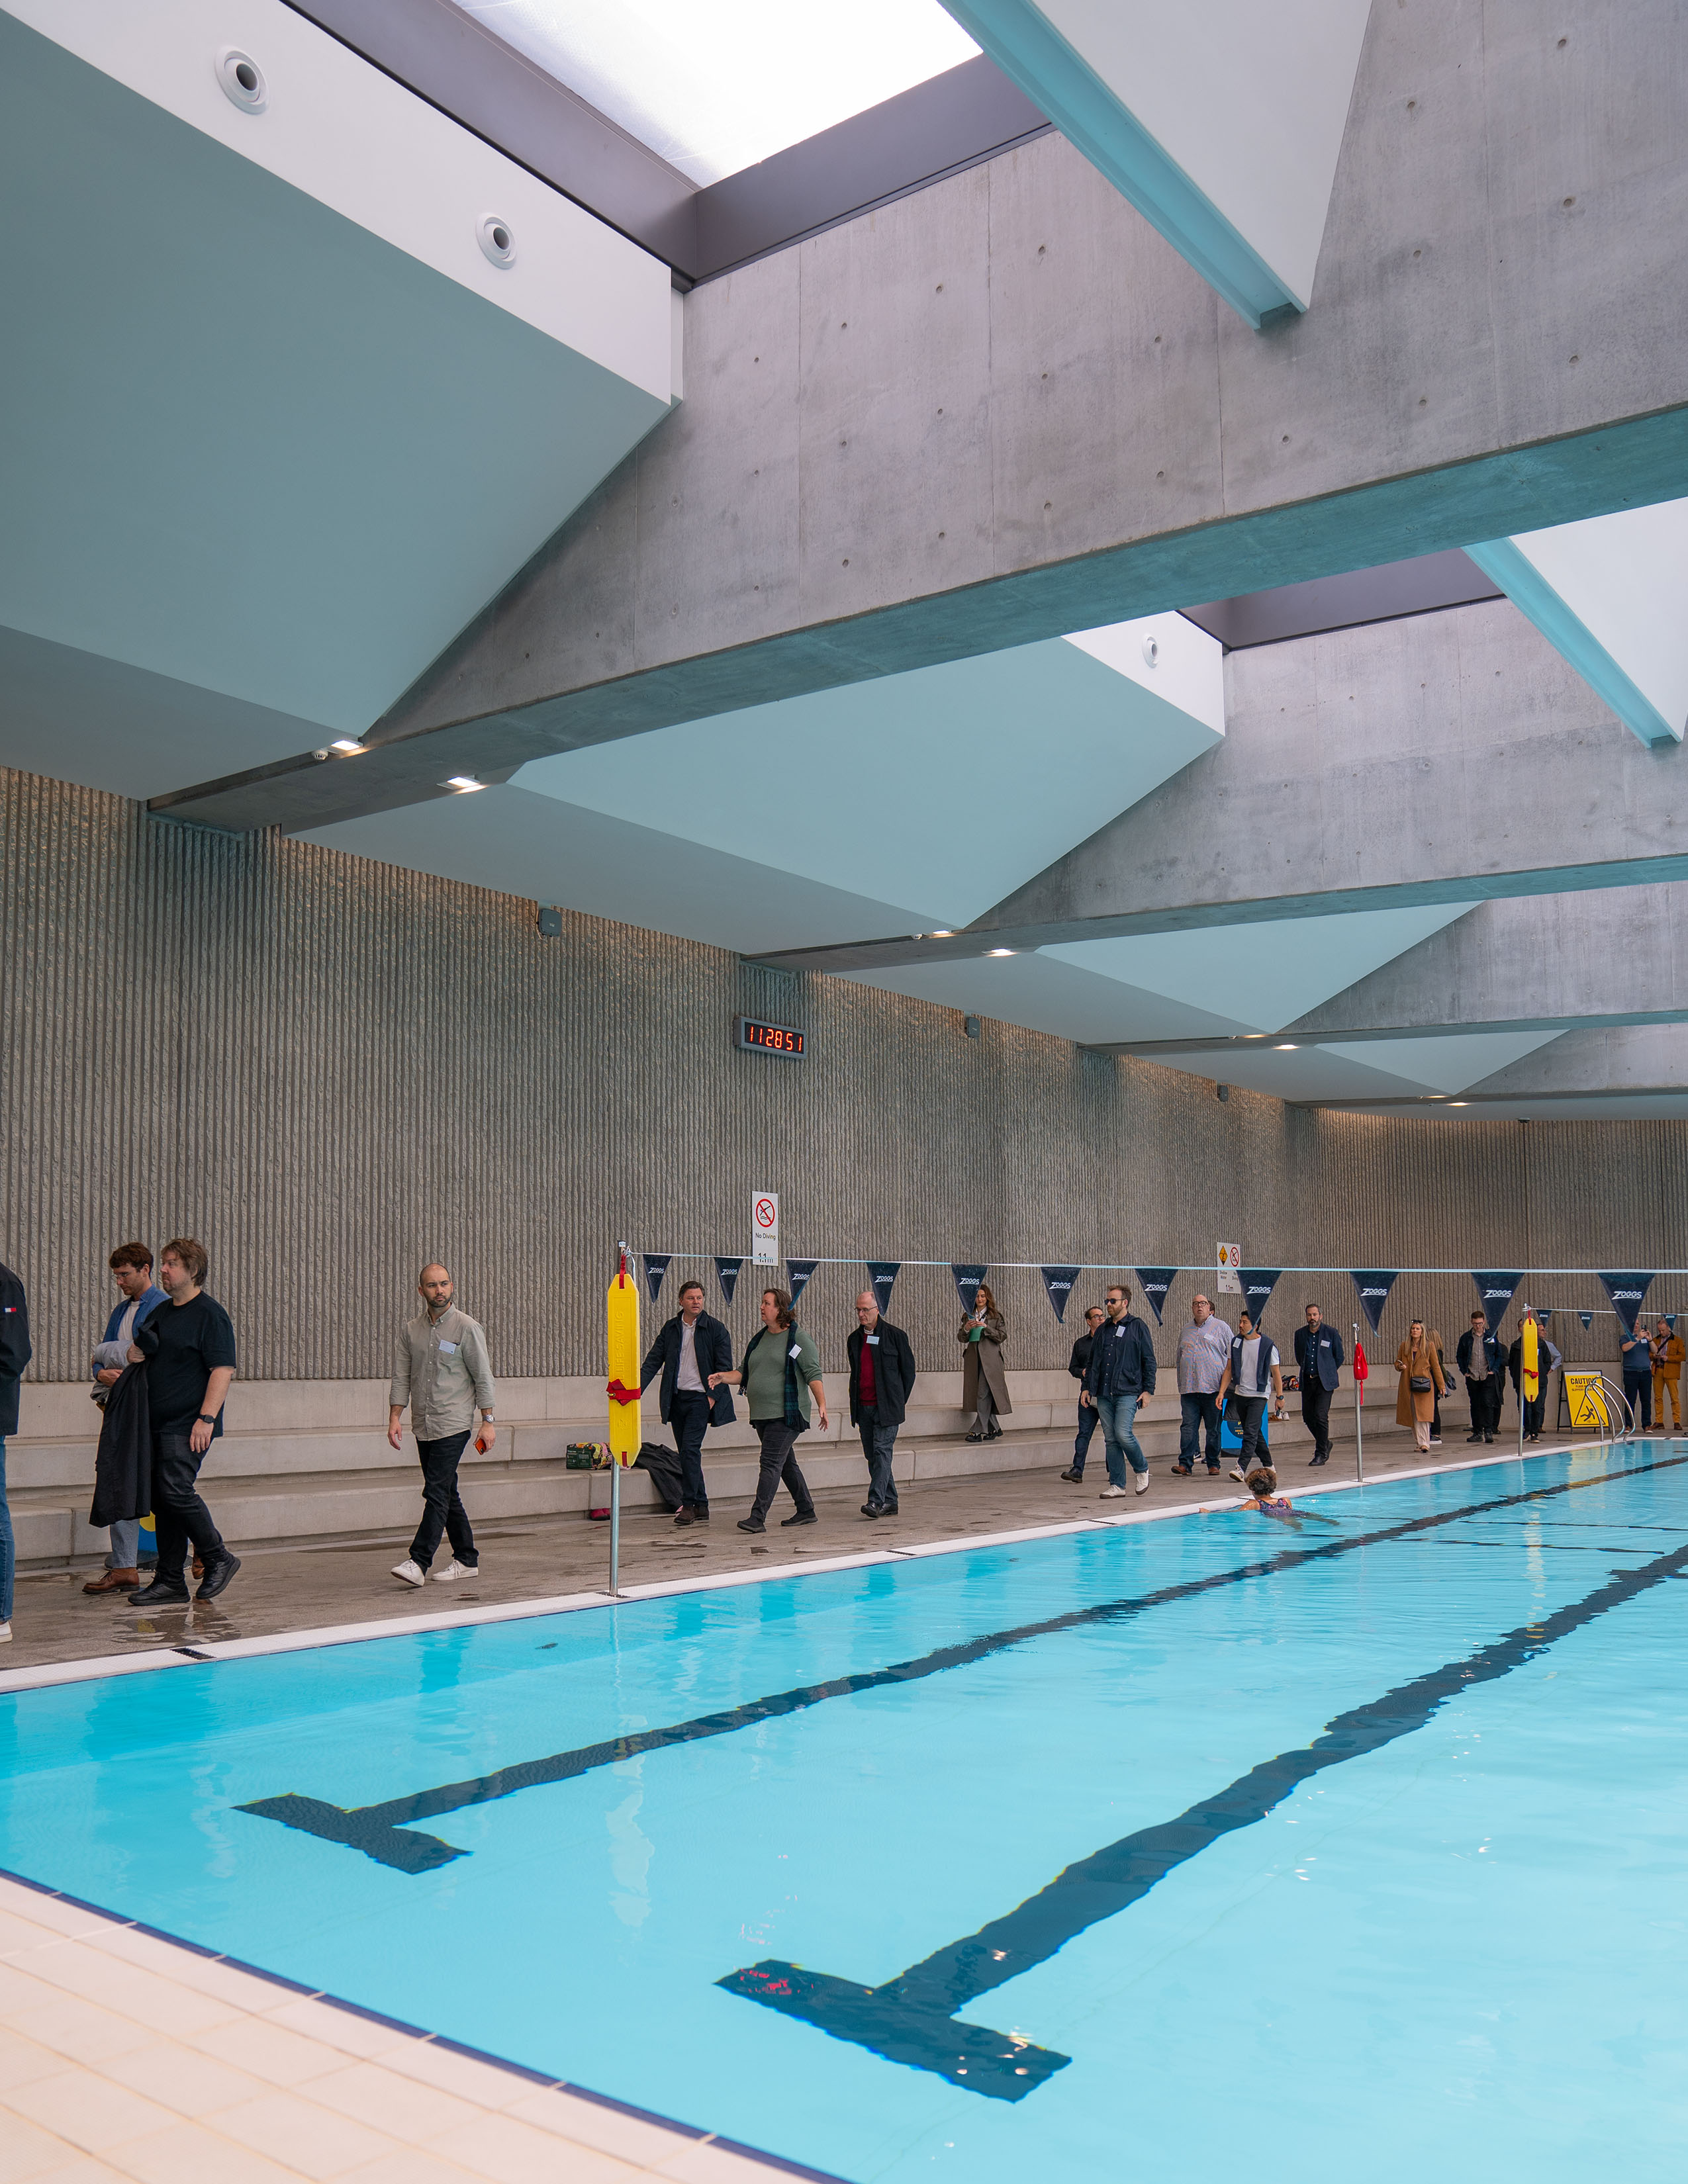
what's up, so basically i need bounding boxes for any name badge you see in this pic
[1115,1325,1125,1338]
[867,1334,880,1346]
[437,1340,458,1355]
[788,1342,802,1359]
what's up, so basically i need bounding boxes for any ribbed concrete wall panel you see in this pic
[4,769,1683,1387]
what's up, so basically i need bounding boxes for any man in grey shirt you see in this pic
[388,1263,496,1588]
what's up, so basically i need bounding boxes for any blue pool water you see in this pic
[3,1444,1686,2181]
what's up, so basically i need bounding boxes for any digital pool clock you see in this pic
[736,1016,806,1057]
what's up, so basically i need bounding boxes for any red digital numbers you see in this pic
[738,1018,805,1056]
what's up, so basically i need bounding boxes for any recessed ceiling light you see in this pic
[330,739,365,754]
[1244,1034,1267,1040]
[1274,1042,1297,1050]
[1449,1100,1468,1107]
[444,775,485,792]
[929,929,954,938]
[987,948,1016,957]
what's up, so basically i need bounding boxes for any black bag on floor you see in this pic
[633,1441,686,1511]
[90,1361,151,1527]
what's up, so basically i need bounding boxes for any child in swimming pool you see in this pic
[1243,1466,1293,1512]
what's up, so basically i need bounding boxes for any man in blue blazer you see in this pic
[1455,1310,1507,1443]
[640,1279,735,1526]
[1292,1303,1344,1467]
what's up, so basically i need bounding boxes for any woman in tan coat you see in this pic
[959,1283,1011,1442]
[1394,1318,1447,1453]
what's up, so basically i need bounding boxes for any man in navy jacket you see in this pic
[1456,1310,1507,1443]
[640,1280,735,1526]
[1292,1304,1344,1467]
[1082,1283,1157,1498]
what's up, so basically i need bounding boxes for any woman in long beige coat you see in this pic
[1394,1318,1446,1453]
[960,1283,1011,1441]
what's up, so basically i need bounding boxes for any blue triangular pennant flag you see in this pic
[641,1253,671,1304]
[1239,1269,1281,1323]
[1579,1311,1593,1330]
[714,1255,744,1307]
[1667,1314,1678,1331]
[1472,1271,1524,1334]
[1349,1271,1399,1332]
[785,1257,818,1307]
[1135,1269,1176,1325]
[1599,1271,1656,1335]
[866,1261,900,1314]
[952,1263,988,1316]
[1040,1266,1080,1323]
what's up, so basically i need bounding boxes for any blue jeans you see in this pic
[1096,1394,1147,1484]
[0,1439,13,1622]
[1070,1399,1100,1473]
[1178,1392,1221,1469]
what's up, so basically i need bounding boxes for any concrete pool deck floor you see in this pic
[0,1416,1591,1681]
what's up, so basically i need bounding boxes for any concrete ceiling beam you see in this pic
[755,600,1688,971]
[152,0,1688,832]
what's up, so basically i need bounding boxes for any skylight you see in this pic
[457,1,980,186]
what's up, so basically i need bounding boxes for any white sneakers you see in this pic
[1099,1483,1128,1498]
[391,1559,426,1588]
[433,1559,481,1582]
[0,1621,11,1643]
[1100,1477,1152,1498]
[1229,1465,1246,1481]
[1134,1473,1150,1494]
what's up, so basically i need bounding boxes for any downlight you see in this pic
[1141,635,1160,668]
[478,215,516,267]
[216,48,267,113]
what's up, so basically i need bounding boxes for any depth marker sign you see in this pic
[751,1192,780,1267]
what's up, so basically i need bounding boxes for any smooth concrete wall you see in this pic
[3,765,1683,1393]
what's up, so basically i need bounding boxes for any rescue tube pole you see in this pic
[1353,1322,1364,1484]
[605,1242,643,1600]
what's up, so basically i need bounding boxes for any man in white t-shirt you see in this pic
[1215,1310,1287,1480]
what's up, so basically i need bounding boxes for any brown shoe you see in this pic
[673,1506,695,1527]
[83,1567,140,1594]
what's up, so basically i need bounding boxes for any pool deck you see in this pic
[0,1417,1578,1682]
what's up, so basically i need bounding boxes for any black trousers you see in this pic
[410,1430,477,1570]
[858,1416,899,1508]
[671,1389,711,1509]
[1465,1376,1501,1434]
[751,1419,814,1522]
[1233,1397,1269,1472]
[1072,1398,1101,1471]
[152,1430,226,1584]
[1300,1380,1334,1462]
[1624,1373,1652,1430]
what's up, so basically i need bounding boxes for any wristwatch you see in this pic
[196,1412,216,1424]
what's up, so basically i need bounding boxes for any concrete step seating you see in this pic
[9,1369,1404,1566]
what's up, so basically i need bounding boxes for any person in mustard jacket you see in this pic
[1651,1317,1684,1431]
[1394,1318,1446,1453]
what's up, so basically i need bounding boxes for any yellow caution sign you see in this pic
[1564,1369,1611,1432]
[605,1251,642,1465]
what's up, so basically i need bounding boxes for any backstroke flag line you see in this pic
[786,1258,818,1307]
[715,1256,743,1308]
[1135,1269,1176,1325]
[1041,1267,1080,1323]
[867,1262,900,1314]
[1599,1271,1656,1334]
[1349,1271,1399,1331]
[1472,1271,1523,1334]
[641,1253,671,1304]
[1239,1269,1282,1323]
[952,1265,988,1317]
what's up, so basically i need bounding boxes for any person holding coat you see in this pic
[847,1289,917,1518]
[959,1283,1010,1441]
[0,1255,30,1645]
[639,1278,735,1527]
[1394,1318,1447,1453]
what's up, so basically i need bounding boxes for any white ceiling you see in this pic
[459,0,979,185]
[0,0,672,771]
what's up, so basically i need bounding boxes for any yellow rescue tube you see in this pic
[605,1255,642,1465]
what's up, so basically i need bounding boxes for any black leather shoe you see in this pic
[737,1517,765,1533]
[780,1510,819,1527]
[861,1501,882,1518]
[964,1428,986,1442]
[986,1423,1003,1439]
[693,1506,710,1521]
[196,1553,241,1601]
[127,1580,190,1606]
[1060,1467,1084,1482]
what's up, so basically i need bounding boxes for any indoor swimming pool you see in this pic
[2,1445,1684,2182]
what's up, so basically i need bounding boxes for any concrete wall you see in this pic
[3,765,1683,1392]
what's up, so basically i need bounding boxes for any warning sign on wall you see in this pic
[1216,1242,1241,1296]
[751,1192,780,1267]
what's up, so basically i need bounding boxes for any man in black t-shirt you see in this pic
[128,1237,240,1605]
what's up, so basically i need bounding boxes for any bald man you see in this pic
[388,1262,496,1587]
[847,1289,917,1518]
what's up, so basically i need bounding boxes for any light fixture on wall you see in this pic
[536,905,562,938]
[444,775,485,793]
[987,947,1015,957]
[1274,1042,1298,1050]
[330,739,366,755]
[964,1015,982,1040]
[1216,1083,1230,1102]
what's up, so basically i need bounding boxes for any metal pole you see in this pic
[608,1450,622,1597]
[1352,1322,1364,1483]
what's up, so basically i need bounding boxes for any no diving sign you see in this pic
[752,1191,780,1267]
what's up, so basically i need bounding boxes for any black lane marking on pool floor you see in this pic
[722,1537,1688,2103]
[236,1453,1688,1875]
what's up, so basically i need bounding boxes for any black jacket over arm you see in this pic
[847,1319,917,1427]
[639,1311,736,1426]
[0,1259,30,1439]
